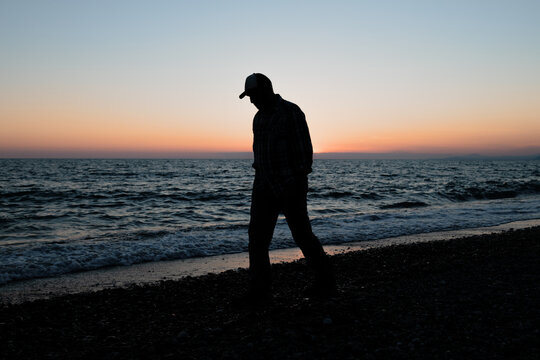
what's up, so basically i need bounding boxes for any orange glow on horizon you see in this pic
[1,103,539,157]
[1,106,253,154]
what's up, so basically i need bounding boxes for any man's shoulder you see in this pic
[277,95,303,116]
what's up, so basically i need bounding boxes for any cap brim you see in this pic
[239,89,257,99]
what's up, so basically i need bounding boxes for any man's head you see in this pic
[239,73,275,110]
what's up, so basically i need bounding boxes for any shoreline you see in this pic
[2,225,539,358]
[1,218,539,304]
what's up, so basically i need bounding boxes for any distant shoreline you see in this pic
[1,152,539,160]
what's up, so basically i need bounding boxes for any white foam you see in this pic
[1,196,539,285]
[2,218,540,304]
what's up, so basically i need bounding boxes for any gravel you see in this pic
[1,227,539,359]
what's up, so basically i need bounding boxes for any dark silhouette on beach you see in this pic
[239,73,336,303]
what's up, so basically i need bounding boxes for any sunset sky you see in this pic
[1,0,539,158]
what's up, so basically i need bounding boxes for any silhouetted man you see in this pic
[239,73,335,302]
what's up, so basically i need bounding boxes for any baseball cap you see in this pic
[239,73,272,99]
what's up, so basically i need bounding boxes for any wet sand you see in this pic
[1,225,539,359]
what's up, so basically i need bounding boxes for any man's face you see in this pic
[248,90,264,110]
[248,90,272,110]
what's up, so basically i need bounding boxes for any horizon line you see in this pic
[1,150,539,160]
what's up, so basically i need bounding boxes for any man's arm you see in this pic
[288,107,313,176]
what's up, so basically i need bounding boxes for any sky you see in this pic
[1,0,539,158]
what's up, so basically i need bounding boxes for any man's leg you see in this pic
[281,177,335,292]
[248,180,279,296]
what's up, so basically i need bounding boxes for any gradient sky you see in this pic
[1,0,539,157]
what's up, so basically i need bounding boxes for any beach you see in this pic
[2,226,539,359]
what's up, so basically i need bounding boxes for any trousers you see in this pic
[248,174,331,291]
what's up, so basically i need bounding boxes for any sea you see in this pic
[1,159,539,286]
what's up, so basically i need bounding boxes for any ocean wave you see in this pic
[2,195,539,286]
[0,227,250,285]
[354,192,384,200]
[439,180,540,202]
[380,201,429,209]
[0,187,250,205]
[311,190,355,199]
[0,188,79,201]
